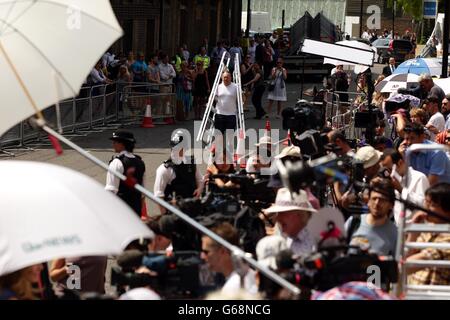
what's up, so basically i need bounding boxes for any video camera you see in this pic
[259,246,398,299]
[354,106,385,129]
[111,250,203,299]
[282,100,328,158]
[159,174,272,255]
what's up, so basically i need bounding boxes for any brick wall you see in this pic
[111,0,242,57]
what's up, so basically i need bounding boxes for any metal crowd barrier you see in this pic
[325,90,367,141]
[120,83,176,126]
[0,82,176,157]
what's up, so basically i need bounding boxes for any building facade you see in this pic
[345,0,413,37]
[111,0,242,57]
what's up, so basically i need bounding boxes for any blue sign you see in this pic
[424,0,437,19]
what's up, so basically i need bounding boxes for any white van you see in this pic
[241,11,272,34]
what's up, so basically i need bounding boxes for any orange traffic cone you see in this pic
[141,100,155,128]
[141,200,148,220]
[164,101,175,125]
[283,130,291,146]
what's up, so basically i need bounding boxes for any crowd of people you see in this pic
[82,32,289,122]
[2,28,450,301]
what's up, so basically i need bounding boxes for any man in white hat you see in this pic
[264,188,317,256]
[340,145,382,212]
[355,145,382,181]
[267,145,302,190]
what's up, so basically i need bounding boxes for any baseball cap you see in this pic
[275,146,301,159]
[264,188,317,215]
[256,235,288,269]
[355,146,382,169]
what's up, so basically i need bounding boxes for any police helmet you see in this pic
[169,130,187,148]
[110,131,136,144]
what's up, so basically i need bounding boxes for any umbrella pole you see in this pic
[0,41,45,121]
[30,117,301,297]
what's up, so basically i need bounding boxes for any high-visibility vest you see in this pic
[174,55,182,73]
[193,55,210,69]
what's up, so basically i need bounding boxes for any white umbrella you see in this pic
[375,73,420,93]
[0,0,123,135]
[323,40,378,74]
[433,78,450,94]
[0,161,153,276]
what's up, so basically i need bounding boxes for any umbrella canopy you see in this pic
[323,40,378,74]
[393,58,442,76]
[375,73,420,93]
[0,161,153,276]
[0,0,123,135]
[312,282,396,300]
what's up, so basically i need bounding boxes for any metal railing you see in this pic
[0,82,177,157]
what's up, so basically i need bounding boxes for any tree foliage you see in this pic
[387,0,424,21]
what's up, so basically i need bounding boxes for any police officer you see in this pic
[105,131,146,216]
[154,130,203,214]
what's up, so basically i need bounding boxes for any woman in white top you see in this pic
[266,58,287,119]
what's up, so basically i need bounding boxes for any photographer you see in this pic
[204,147,236,190]
[423,96,446,142]
[326,130,355,157]
[380,149,429,224]
[330,65,349,103]
[246,136,275,177]
[340,146,383,211]
[403,123,450,185]
[201,222,258,295]
[345,178,397,256]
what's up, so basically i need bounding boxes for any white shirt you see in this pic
[153,157,203,198]
[393,167,430,224]
[445,113,450,130]
[158,63,176,84]
[389,64,396,73]
[427,112,446,141]
[102,52,114,68]
[105,151,136,194]
[245,155,277,176]
[216,83,238,116]
[222,269,258,295]
[286,228,315,257]
[90,68,107,84]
